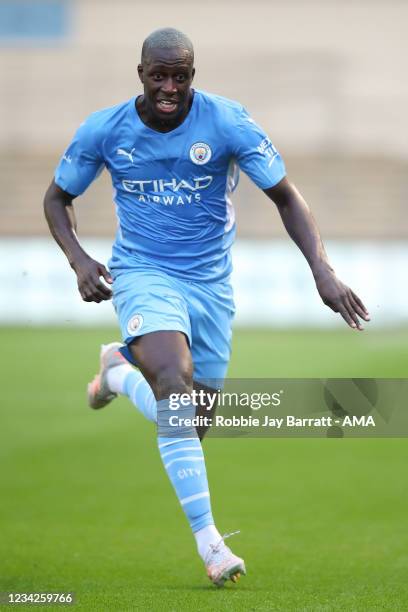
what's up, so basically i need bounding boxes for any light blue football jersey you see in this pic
[55,90,286,281]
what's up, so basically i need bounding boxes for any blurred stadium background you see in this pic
[1,2,407,609]
[0,0,407,327]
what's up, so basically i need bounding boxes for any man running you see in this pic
[44,27,370,586]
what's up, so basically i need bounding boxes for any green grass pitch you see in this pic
[1,327,407,610]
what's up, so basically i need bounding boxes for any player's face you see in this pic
[138,47,195,128]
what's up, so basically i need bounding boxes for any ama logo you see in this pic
[324,378,378,436]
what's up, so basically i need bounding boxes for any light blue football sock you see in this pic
[123,370,157,422]
[157,398,214,533]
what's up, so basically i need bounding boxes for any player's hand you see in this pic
[314,268,370,330]
[72,255,113,303]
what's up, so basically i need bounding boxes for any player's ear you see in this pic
[191,67,195,82]
[137,64,144,83]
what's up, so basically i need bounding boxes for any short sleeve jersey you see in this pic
[55,90,286,282]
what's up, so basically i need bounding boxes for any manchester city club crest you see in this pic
[127,314,144,335]
[189,142,212,165]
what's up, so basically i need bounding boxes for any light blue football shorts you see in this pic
[111,266,235,384]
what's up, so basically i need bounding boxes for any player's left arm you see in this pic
[264,177,370,330]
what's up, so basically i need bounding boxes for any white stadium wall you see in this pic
[0,239,406,328]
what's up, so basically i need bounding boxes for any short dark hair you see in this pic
[141,28,194,64]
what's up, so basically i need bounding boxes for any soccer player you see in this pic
[44,27,370,586]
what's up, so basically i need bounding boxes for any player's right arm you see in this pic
[43,112,112,303]
[44,180,112,302]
